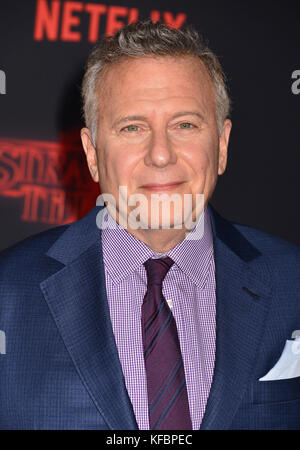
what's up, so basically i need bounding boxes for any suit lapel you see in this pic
[40,203,273,430]
[200,205,273,429]
[40,206,138,430]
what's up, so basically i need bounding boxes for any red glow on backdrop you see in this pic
[0,131,99,225]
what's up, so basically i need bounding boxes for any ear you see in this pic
[218,119,232,175]
[80,128,99,182]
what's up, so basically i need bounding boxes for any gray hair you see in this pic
[82,20,231,146]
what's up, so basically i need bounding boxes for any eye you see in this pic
[122,124,140,132]
[178,122,194,129]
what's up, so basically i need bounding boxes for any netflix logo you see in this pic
[33,0,187,43]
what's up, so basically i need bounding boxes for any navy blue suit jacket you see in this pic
[0,203,300,430]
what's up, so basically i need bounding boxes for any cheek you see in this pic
[183,143,217,176]
[181,136,219,194]
[99,142,139,186]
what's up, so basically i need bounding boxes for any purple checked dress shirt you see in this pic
[101,206,216,430]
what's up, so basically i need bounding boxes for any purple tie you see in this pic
[142,257,192,430]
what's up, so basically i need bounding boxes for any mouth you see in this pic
[140,182,184,192]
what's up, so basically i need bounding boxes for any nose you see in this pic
[144,129,177,168]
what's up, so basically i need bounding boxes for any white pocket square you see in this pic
[259,333,300,381]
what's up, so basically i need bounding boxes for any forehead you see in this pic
[97,55,215,118]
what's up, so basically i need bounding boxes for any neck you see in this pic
[125,226,189,253]
[103,203,205,253]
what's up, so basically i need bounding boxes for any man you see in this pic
[0,20,300,430]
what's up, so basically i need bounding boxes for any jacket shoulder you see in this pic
[233,221,300,259]
[230,221,300,289]
[209,204,300,263]
[0,224,70,281]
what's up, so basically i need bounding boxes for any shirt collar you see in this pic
[101,206,214,289]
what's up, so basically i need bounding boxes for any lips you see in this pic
[140,182,184,191]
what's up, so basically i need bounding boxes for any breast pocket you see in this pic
[252,376,300,404]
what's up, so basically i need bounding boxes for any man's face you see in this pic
[81,55,231,230]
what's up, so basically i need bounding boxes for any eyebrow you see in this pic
[113,115,148,128]
[113,111,204,128]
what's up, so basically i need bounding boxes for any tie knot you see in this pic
[143,256,174,286]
